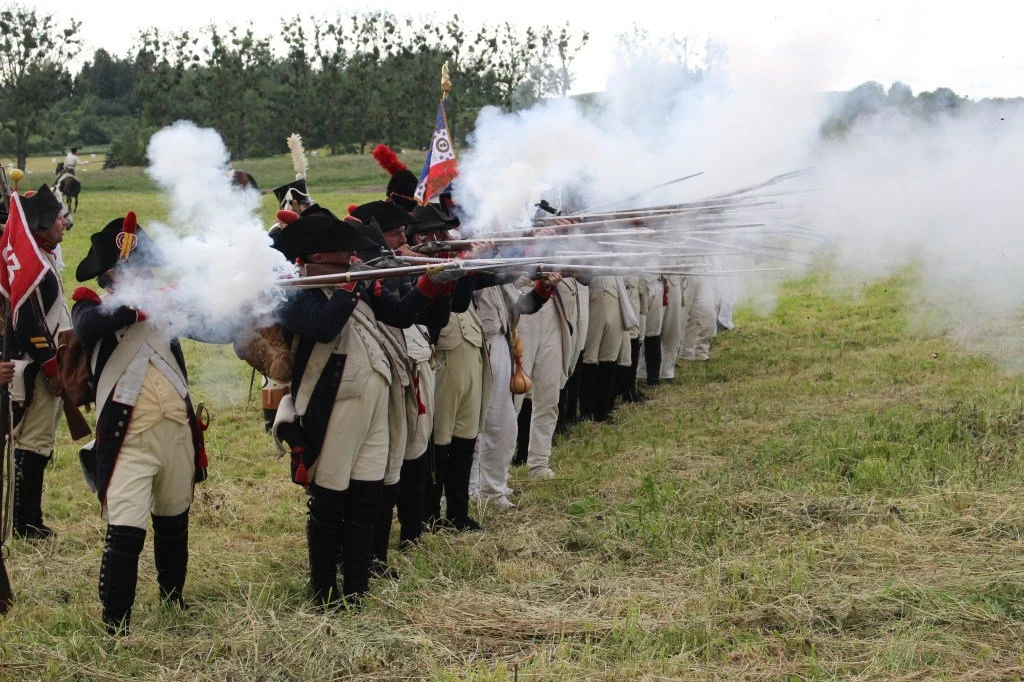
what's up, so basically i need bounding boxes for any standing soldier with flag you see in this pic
[3,185,71,540]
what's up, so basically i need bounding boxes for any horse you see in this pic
[54,162,81,213]
[231,170,259,190]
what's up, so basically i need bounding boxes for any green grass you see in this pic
[2,155,1024,680]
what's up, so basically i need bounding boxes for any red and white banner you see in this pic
[0,193,53,323]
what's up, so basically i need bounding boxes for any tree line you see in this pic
[0,6,589,169]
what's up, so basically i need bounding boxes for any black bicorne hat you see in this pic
[349,200,417,234]
[20,184,63,232]
[272,178,311,209]
[76,215,161,282]
[408,200,460,240]
[271,211,379,261]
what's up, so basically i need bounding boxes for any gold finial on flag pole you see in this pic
[9,169,23,191]
[441,61,452,100]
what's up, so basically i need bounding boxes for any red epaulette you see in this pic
[72,287,102,304]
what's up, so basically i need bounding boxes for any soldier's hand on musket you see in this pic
[465,241,494,259]
[534,227,557,237]
[0,361,14,386]
[428,263,467,284]
[553,217,579,226]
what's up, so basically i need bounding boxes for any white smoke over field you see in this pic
[455,34,1024,369]
[106,121,294,343]
[815,107,1024,369]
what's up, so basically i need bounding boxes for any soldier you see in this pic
[580,276,631,422]
[659,275,684,382]
[679,268,717,362]
[469,265,560,510]
[348,200,453,572]
[641,275,666,386]
[405,204,492,531]
[616,275,648,405]
[372,144,421,213]
[514,273,587,479]
[272,210,460,606]
[10,185,70,540]
[71,214,215,635]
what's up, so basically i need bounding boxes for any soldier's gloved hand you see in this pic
[428,264,467,285]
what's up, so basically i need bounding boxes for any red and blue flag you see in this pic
[414,100,459,204]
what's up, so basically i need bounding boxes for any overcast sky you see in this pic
[26,0,1024,99]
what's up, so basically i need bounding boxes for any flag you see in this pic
[414,99,459,204]
[0,193,53,323]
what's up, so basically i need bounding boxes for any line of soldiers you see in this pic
[2,152,734,636]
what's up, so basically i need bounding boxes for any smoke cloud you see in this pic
[105,121,294,343]
[454,33,1024,369]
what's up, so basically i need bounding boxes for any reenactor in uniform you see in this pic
[71,215,215,634]
[272,210,459,606]
[659,275,684,382]
[348,200,453,573]
[10,185,71,540]
[469,266,559,510]
[580,276,631,422]
[514,275,587,478]
[679,267,717,362]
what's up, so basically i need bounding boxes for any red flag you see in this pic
[0,193,53,323]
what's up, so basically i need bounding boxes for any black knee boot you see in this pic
[424,442,450,529]
[623,338,647,403]
[512,399,532,467]
[370,482,400,578]
[99,525,146,635]
[151,510,189,608]
[306,485,346,607]
[645,335,662,386]
[579,363,597,421]
[595,362,618,422]
[444,437,481,532]
[397,454,427,548]
[14,450,53,540]
[342,479,384,604]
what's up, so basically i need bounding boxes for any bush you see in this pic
[103,120,147,168]
[78,116,110,145]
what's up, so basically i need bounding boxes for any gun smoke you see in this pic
[454,36,1024,369]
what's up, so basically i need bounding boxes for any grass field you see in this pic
[1,151,1023,680]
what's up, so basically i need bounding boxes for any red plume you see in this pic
[372,144,407,176]
[123,211,138,235]
[276,209,299,225]
[347,204,358,215]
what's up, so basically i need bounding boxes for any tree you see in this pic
[0,6,81,169]
[199,25,275,158]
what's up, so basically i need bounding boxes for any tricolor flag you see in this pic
[414,99,459,204]
[0,193,53,323]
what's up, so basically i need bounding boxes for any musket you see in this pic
[0,298,14,615]
[564,171,705,216]
[408,229,655,256]
[536,198,782,225]
[272,260,530,290]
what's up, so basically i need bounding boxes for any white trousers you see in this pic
[515,307,563,471]
[660,278,684,379]
[104,417,194,529]
[680,276,717,361]
[471,335,517,500]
